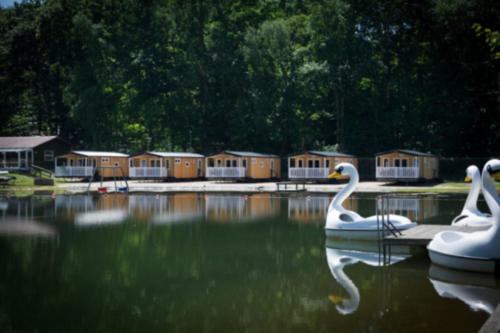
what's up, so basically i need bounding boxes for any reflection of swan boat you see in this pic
[451,165,492,227]
[75,209,128,227]
[326,163,416,239]
[0,219,56,237]
[429,265,500,314]
[326,239,410,315]
[428,159,500,273]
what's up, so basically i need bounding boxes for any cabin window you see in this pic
[298,160,303,168]
[175,159,181,164]
[377,157,381,167]
[402,159,408,167]
[290,158,296,167]
[197,159,202,169]
[394,159,400,167]
[242,159,247,168]
[101,157,110,164]
[314,160,320,168]
[185,162,190,167]
[141,160,147,167]
[166,160,170,169]
[217,159,222,167]
[77,158,85,166]
[226,160,231,167]
[308,160,313,168]
[44,150,54,162]
[413,159,419,167]
[69,159,74,166]
[114,162,120,167]
[232,160,237,167]
[129,159,133,167]
[325,160,330,168]
[384,159,389,167]
[207,159,214,167]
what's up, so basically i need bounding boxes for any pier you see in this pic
[384,225,490,247]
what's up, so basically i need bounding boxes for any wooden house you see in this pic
[128,151,204,179]
[54,151,129,178]
[0,136,70,171]
[375,149,439,181]
[205,151,280,180]
[287,151,357,181]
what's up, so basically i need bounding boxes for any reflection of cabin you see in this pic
[128,193,204,223]
[288,195,358,224]
[375,149,439,181]
[205,151,280,180]
[0,136,70,171]
[288,151,357,180]
[129,152,204,179]
[54,151,129,178]
[205,193,279,222]
[377,196,438,222]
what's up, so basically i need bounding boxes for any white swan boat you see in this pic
[326,242,409,314]
[326,163,416,239]
[452,165,492,227]
[428,159,500,273]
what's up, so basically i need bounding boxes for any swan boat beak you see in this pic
[328,171,342,179]
[464,176,472,183]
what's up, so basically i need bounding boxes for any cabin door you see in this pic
[197,159,202,177]
[270,160,274,177]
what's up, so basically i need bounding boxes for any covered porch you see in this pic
[0,149,33,171]
[54,155,95,177]
[205,157,246,179]
[288,157,329,179]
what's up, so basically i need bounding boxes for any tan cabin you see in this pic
[205,150,281,180]
[54,151,129,178]
[288,151,358,180]
[128,152,204,179]
[375,149,439,181]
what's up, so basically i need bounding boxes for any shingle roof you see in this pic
[222,150,279,158]
[71,151,129,157]
[375,149,437,157]
[306,150,356,158]
[0,136,61,149]
[141,151,204,158]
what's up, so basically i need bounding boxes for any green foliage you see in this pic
[0,0,498,156]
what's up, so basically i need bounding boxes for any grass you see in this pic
[0,172,67,196]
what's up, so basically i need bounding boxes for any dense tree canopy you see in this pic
[0,0,499,156]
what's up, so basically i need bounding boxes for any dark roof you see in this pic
[208,150,279,158]
[375,149,437,157]
[132,151,204,158]
[305,150,355,158]
[0,136,64,149]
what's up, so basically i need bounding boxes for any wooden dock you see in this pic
[384,225,489,246]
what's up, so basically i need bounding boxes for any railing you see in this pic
[206,167,246,178]
[129,167,168,178]
[376,167,419,179]
[31,164,53,178]
[288,167,330,179]
[55,166,94,177]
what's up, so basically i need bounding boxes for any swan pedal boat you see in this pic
[326,163,416,240]
[451,165,492,227]
[428,159,500,273]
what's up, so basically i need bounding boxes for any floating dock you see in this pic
[384,225,489,247]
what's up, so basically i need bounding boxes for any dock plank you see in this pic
[479,303,500,333]
[384,225,489,246]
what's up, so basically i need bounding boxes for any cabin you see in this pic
[287,151,358,181]
[375,149,439,181]
[54,151,129,178]
[0,136,71,171]
[205,151,281,180]
[128,152,204,180]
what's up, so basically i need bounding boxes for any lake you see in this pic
[0,192,497,332]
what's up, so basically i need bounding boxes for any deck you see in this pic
[384,225,490,246]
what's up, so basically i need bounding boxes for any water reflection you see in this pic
[325,238,410,315]
[0,219,56,237]
[376,196,439,223]
[204,193,280,223]
[429,265,500,314]
[288,195,357,224]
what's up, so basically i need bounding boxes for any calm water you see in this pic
[0,192,497,332]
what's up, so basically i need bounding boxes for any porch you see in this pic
[54,156,95,177]
[129,167,169,178]
[0,149,33,171]
[375,167,420,179]
[206,167,246,178]
[288,167,330,179]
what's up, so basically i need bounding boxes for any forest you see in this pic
[0,0,499,157]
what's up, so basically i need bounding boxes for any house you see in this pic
[128,152,204,179]
[375,149,439,181]
[54,151,129,178]
[205,150,280,180]
[0,136,70,171]
[287,151,358,180]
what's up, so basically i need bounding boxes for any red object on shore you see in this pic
[97,187,108,194]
